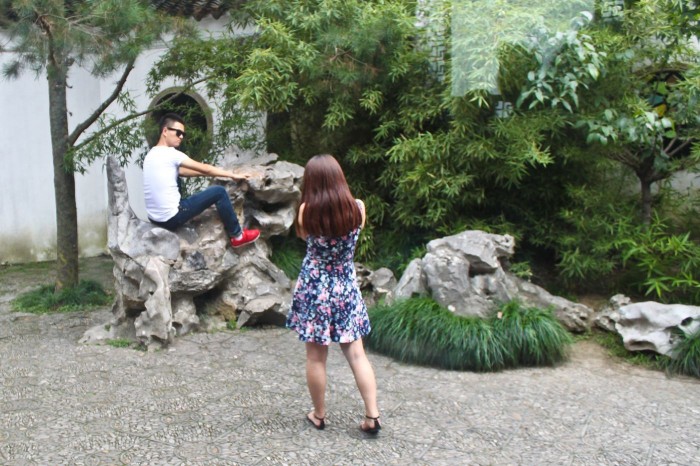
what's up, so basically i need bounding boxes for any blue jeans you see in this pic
[150,186,242,238]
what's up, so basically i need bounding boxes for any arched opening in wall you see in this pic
[147,90,213,163]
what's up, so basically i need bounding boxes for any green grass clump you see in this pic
[366,298,572,371]
[493,301,573,366]
[366,298,507,371]
[12,280,112,314]
[106,338,132,348]
[270,236,306,279]
[665,329,700,378]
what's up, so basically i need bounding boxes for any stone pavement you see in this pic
[1,262,700,465]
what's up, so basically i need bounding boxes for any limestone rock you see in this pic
[356,264,397,307]
[390,230,593,332]
[81,155,302,347]
[615,301,700,356]
[595,294,631,333]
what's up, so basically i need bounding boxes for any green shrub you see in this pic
[12,280,111,314]
[269,235,306,279]
[555,184,700,304]
[618,216,700,304]
[493,301,573,366]
[366,298,572,371]
[366,298,508,371]
[665,329,700,378]
[554,179,640,293]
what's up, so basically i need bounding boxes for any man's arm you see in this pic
[178,156,250,181]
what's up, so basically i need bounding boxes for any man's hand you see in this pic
[229,171,251,181]
[229,167,263,181]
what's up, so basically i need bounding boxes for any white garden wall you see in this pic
[0,16,261,264]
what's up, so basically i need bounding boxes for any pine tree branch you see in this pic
[68,57,137,146]
[71,75,212,152]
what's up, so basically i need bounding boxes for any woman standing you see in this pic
[286,154,382,435]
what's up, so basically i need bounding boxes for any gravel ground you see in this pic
[1,256,698,465]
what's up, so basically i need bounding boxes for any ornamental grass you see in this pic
[12,280,111,314]
[366,298,572,371]
[665,328,700,378]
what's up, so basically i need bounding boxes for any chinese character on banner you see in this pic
[416,0,447,82]
[430,42,446,81]
[495,101,514,119]
[601,0,624,21]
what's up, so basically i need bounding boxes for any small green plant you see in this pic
[366,298,572,371]
[555,187,700,304]
[492,301,573,366]
[619,215,700,304]
[509,261,533,281]
[12,280,111,314]
[225,320,251,332]
[665,329,700,378]
[106,338,132,348]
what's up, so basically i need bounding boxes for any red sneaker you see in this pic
[230,229,260,248]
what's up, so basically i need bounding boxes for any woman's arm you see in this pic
[358,199,366,228]
[296,203,307,240]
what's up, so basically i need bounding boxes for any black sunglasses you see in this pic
[167,127,186,138]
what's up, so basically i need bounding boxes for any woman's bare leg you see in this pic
[340,339,380,429]
[305,342,329,426]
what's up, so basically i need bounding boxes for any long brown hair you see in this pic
[299,154,362,237]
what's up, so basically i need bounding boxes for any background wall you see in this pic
[0,16,260,264]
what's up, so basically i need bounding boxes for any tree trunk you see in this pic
[640,177,653,228]
[47,58,79,291]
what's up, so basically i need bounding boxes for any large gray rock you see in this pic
[614,301,700,356]
[81,155,303,347]
[595,294,632,333]
[356,264,397,307]
[390,230,593,332]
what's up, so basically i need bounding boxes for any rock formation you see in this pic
[81,155,302,348]
[390,230,594,332]
[604,298,700,356]
[356,264,397,308]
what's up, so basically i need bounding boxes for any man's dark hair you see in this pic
[158,113,185,132]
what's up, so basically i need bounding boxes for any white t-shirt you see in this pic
[143,146,188,222]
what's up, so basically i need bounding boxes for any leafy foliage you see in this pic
[366,298,572,371]
[665,328,700,378]
[519,0,700,225]
[269,235,306,280]
[124,0,700,300]
[552,180,700,303]
[1,1,193,289]
[492,301,573,366]
[106,338,133,349]
[12,280,111,314]
[620,215,700,303]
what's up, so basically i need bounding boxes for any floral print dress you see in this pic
[286,217,371,345]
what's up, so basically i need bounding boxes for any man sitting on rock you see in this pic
[144,113,260,248]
